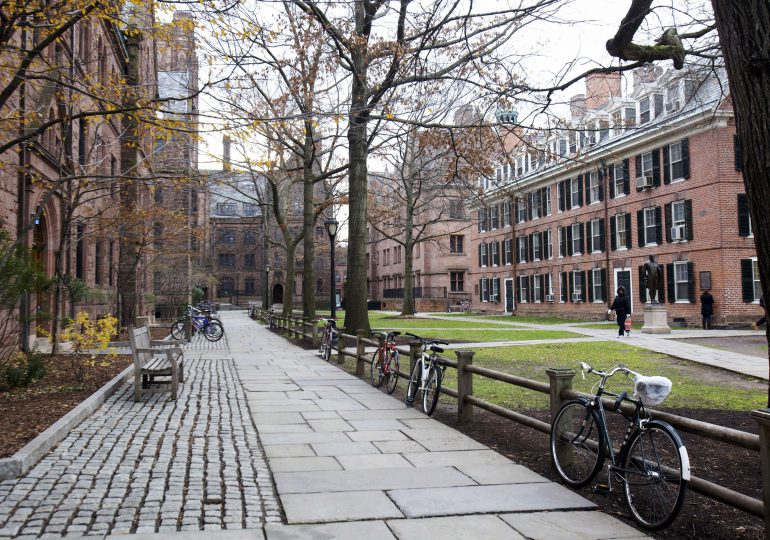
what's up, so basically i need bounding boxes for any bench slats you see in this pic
[129,325,185,402]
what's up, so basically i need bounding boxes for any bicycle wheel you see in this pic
[405,360,421,406]
[622,423,688,530]
[203,320,224,342]
[322,333,332,361]
[370,349,385,387]
[422,364,442,416]
[550,400,606,487]
[171,320,185,340]
[385,350,400,394]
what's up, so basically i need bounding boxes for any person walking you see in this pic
[752,294,766,330]
[609,286,631,338]
[700,289,714,330]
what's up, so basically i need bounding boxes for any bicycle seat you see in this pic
[430,345,444,354]
[389,331,401,337]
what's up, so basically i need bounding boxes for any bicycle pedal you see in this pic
[593,483,610,495]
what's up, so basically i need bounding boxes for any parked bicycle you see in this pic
[370,330,401,394]
[266,308,277,330]
[550,362,689,530]
[459,299,470,312]
[171,305,224,342]
[404,332,449,416]
[318,318,338,361]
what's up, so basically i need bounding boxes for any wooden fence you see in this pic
[254,308,770,532]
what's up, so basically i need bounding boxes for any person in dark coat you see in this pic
[609,286,631,338]
[700,289,714,330]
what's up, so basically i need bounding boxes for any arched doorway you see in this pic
[31,210,51,333]
[272,283,284,304]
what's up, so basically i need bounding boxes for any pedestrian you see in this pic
[609,286,631,338]
[752,294,766,330]
[700,289,714,330]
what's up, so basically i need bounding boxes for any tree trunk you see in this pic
[712,0,770,406]
[282,238,297,316]
[401,166,415,316]
[302,126,316,319]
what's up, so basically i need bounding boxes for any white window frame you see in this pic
[752,258,761,302]
[557,227,564,258]
[672,201,686,242]
[545,230,553,260]
[481,243,488,267]
[572,270,583,302]
[517,200,526,223]
[639,96,651,124]
[491,278,500,302]
[570,179,580,209]
[518,237,527,263]
[544,188,552,216]
[592,268,603,303]
[503,200,511,227]
[674,261,689,302]
[613,163,624,197]
[615,213,627,250]
[531,191,541,219]
[481,278,489,302]
[532,233,541,261]
[669,141,684,182]
[491,242,499,267]
[590,219,601,253]
[519,275,529,304]
[588,171,600,204]
[571,223,582,255]
[641,152,654,178]
[644,207,657,246]
[533,274,542,303]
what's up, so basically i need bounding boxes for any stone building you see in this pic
[471,67,757,326]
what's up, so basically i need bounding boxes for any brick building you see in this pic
[472,66,758,326]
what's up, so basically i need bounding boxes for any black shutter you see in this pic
[658,272,666,304]
[682,138,690,178]
[599,218,606,252]
[566,226,573,256]
[569,272,575,303]
[577,176,583,207]
[635,155,643,192]
[587,272,594,303]
[478,210,483,232]
[738,194,751,237]
[734,134,743,171]
[497,241,502,265]
[528,234,534,262]
[654,206,662,245]
[598,169,604,202]
[601,268,607,302]
[558,182,565,212]
[667,263,675,303]
[560,227,567,256]
[515,278,521,303]
[528,275,534,303]
[579,222,585,254]
[580,271,587,302]
[623,158,631,195]
[608,165,616,198]
[741,259,755,302]
[685,200,693,241]
[638,266,646,303]
[687,262,695,303]
[523,236,529,262]
[561,272,568,302]
[515,238,520,262]
[625,213,632,249]
[539,275,545,302]
[664,203,672,243]
[527,193,533,221]
[652,148,661,187]
[663,145,671,185]
[478,243,482,266]
[481,279,485,301]
[610,216,617,251]
[637,210,645,246]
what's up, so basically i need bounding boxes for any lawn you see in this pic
[396,328,583,343]
[436,313,590,325]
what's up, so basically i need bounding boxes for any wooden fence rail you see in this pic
[254,308,769,528]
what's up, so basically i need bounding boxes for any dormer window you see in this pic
[639,96,651,124]
[599,120,609,141]
[653,94,664,118]
[666,85,681,113]
[569,132,577,154]
[625,107,636,125]
[612,110,622,135]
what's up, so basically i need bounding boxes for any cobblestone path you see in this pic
[0,352,280,539]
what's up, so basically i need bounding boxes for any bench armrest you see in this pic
[150,339,187,346]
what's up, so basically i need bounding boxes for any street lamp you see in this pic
[235,272,240,306]
[265,264,271,309]
[324,217,338,319]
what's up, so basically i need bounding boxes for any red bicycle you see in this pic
[370,330,401,394]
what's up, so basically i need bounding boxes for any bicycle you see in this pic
[404,332,449,416]
[318,318,338,361]
[370,330,401,394]
[550,362,689,530]
[171,305,224,342]
[459,299,470,312]
[266,308,277,329]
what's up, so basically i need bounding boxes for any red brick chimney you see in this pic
[585,72,622,111]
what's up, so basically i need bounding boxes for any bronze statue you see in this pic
[643,255,663,303]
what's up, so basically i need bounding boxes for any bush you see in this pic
[61,312,118,382]
[1,349,47,390]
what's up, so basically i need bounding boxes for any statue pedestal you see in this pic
[641,304,671,334]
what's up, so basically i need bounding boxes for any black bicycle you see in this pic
[550,362,689,530]
[404,332,449,416]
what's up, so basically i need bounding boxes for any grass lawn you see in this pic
[400,328,583,342]
[435,341,766,412]
[436,313,590,325]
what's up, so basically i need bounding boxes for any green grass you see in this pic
[436,341,766,412]
[405,329,583,342]
[436,313,588,325]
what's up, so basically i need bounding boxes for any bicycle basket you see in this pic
[633,375,672,406]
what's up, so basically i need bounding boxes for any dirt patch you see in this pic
[676,335,768,360]
[0,354,132,458]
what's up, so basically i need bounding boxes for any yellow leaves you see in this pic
[385,113,394,120]
[61,311,118,358]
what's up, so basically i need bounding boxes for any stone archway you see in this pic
[31,209,51,333]
[272,283,284,304]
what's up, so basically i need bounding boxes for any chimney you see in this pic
[584,72,622,111]
[222,135,231,171]
[570,94,586,121]
[633,65,662,87]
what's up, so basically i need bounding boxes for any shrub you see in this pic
[60,312,118,382]
[1,349,47,390]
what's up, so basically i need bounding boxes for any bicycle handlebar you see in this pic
[580,362,642,381]
[405,332,449,347]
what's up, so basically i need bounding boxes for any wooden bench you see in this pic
[128,325,185,401]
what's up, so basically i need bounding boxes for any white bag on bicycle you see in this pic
[633,375,672,406]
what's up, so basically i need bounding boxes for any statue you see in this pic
[643,255,663,303]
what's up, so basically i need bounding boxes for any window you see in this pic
[517,199,526,223]
[666,84,680,112]
[504,238,513,265]
[671,200,686,240]
[517,236,527,263]
[572,270,584,302]
[532,233,542,261]
[502,200,511,227]
[218,277,234,297]
[244,278,256,295]
[753,259,761,301]
[518,276,529,303]
[450,272,464,292]
[491,242,499,266]
[481,278,489,302]
[244,253,256,269]
[615,213,628,249]
[674,261,689,301]
[153,271,162,294]
[590,219,601,252]
[243,203,259,217]
[108,241,114,286]
[738,194,753,236]
[480,243,488,267]
[218,229,236,244]
[218,253,236,268]
[76,224,85,280]
[613,162,625,196]
[533,274,542,302]
[531,191,541,219]
[640,151,654,179]
[448,199,464,219]
[570,178,580,208]
[450,235,464,254]
[490,205,499,229]
[668,142,684,181]
[571,223,582,255]
[543,187,552,216]
[95,241,103,285]
[644,207,658,245]
[587,171,600,204]
[592,268,603,302]
[491,278,500,302]
[545,230,553,259]
[625,106,636,125]
[244,230,257,244]
[217,202,236,216]
[639,96,650,124]
[557,226,564,257]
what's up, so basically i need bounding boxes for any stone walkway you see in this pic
[0,334,278,539]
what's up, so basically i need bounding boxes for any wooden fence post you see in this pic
[311,319,319,347]
[336,328,345,364]
[355,329,366,376]
[302,317,310,341]
[546,368,576,422]
[456,349,475,424]
[406,341,422,405]
[751,408,770,536]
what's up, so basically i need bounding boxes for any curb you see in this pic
[0,364,135,481]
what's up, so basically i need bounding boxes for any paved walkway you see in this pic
[421,314,768,380]
[0,312,649,539]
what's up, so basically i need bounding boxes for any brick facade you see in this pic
[471,68,758,327]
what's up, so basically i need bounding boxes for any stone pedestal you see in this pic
[641,304,671,334]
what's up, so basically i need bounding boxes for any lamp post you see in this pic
[265,264,271,309]
[235,272,240,306]
[324,218,338,319]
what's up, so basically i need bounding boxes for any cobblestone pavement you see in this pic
[0,348,280,539]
